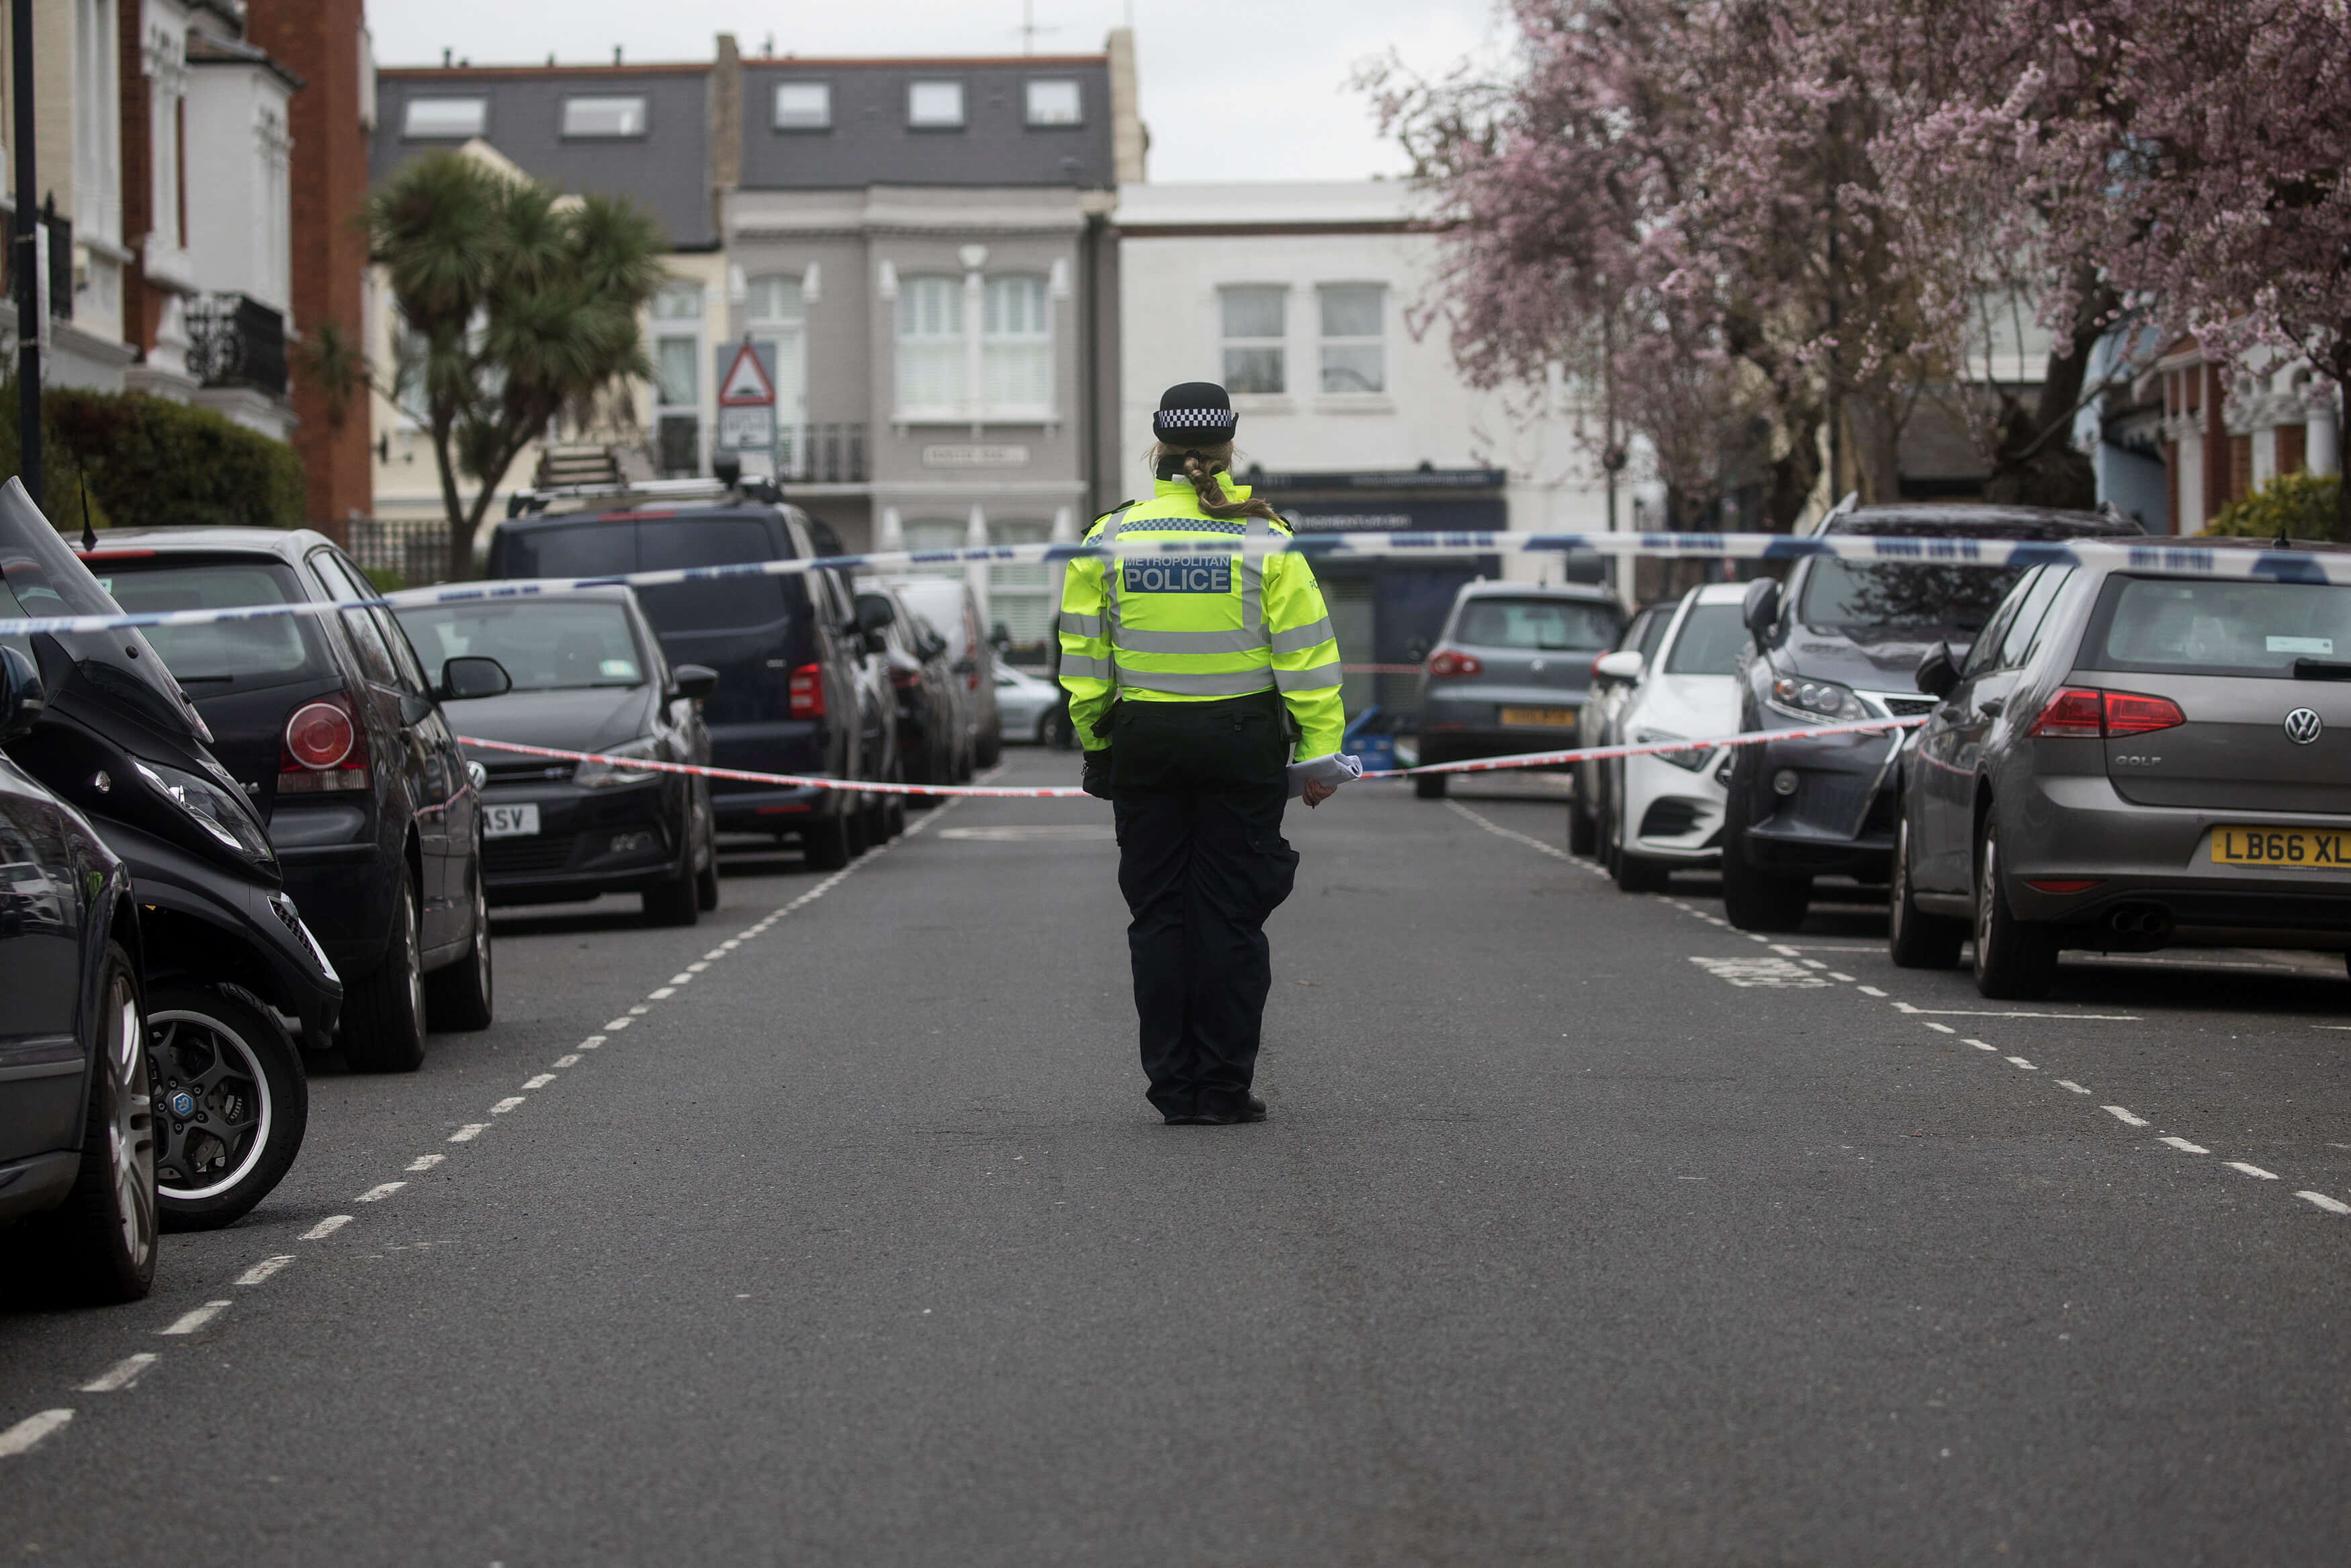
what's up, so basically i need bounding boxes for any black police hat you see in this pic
[1153,381,1238,445]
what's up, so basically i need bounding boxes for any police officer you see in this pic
[1058,382,1347,1125]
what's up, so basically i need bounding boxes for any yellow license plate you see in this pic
[2210,827,2351,868]
[1501,707,1579,727]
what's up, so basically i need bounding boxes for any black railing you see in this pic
[0,206,76,323]
[185,292,288,396]
[345,516,452,590]
[779,423,866,484]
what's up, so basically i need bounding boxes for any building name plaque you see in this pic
[923,444,1032,469]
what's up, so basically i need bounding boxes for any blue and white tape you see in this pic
[5,529,2347,641]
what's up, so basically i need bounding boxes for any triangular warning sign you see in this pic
[717,342,776,407]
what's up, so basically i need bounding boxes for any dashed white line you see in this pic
[1922,1021,1956,1035]
[2057,1080,2092,1095]
[357,1181,406,1203]
[1828,972,1857,983]
[1892,1004,2141,1021]
[449,1123,489,1143]
[2297,1191,2351,1215]
[2159,1136,2211,1154]
[603,1017,633,1031]
[551,1054,579,1069]
[2103,1106,2150,1127]
[1800,959,1828,970]
[77,1353,159,1393]
[2228,1162,2281,1181]
[406,1154,445,1172]
[490,1097,525,1115]
[158,1300,232,1336]
[1967,1040,1999,1052]
[1857,984,1888,997]
[521,1074,556,1090]
[234,1254,296,1286]
[646,988,676,1001]
[628,1004,650,1015]
[667,972,695,985]
[2006,1057,2037,1070]
[301,1215,353,1240]
[578,1035,605,1050]
[0,1410,73,1457]
[686,962,711,972]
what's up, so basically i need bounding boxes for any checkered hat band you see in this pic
[1155,407,1237,431]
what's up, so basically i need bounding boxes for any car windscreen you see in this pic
[1796,559,2024,642]
[495,521,636,581]
[397,600,647,692]
[2088,577,2351,678]
[92,557,335,688]
[635,519,798,635]
[1662,604,1750,675]
[1454,598,1619,651]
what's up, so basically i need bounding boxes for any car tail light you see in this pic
[788,663,824,719]
[1427,649,1484,679]
[278,696,371,793]
[2027,686,2185,739]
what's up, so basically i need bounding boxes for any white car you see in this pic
[1599,582,1753,892]
[993,663,1065,746]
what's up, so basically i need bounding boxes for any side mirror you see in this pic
[854,593,897,635]
[1405,637,1430,661]
[1741,578,1781,641]
[1914,644,1960,700]
[438,655,512,702]
[0,645,45,742]
[861,630,889,657]
[668,663,719,702]
[1593,649,1645,683]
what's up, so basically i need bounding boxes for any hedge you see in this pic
[2202,469,2344,544]
[0,380,305,531]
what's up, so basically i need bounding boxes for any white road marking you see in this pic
[646,988,676,1001]
[0,1410,73,1457]
[1922,1021,1956,1034]
[2103,1107,2150,1127]
[603,1018,632,1030]
[1771,944,1802,957]
[301,1215,353,1240]
[2159,1136,2211,1154]
[686,962,711,972]
[628,1004,650,1015]
[77,1353,160,1393]
[1444,802,1572,862]
[2006,1057,2037,1070]
[449,1123,488,1143]
[703,948,729,960]
[2228,1162,2281,1181]
[1892,1003,2141,1021]
[159,1300,232,1336]
[234,1254,296,1286]
[1688,955,1829,988]
[2297,1191,2351,1214]
[1800,959,1828,970]
[521,1074,556,1090]
[1828,972,1857,983]
[406,1154,445,1172]
[490,1097,525,1115]
[1967,1040,1998,1052]
[2057,1080,2091,1095]
[552,1054,579,1069]
[357,1181,406,1202]
[578,1035,605,1050]
[1857,985,1888,997]
[668,972,694,985]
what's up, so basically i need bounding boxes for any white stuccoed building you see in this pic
[1115,181,1644,712]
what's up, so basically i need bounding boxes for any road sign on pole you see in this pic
[715,341,779,456]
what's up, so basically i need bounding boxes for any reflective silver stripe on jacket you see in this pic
[1268,615,1335,655]
[1059,653,1113,681]
[1061,611,1104,639]
[1113,663,1278,697]
[1240,516,1269,634]
[1115,626,1266,655]
[1272,660,1343,692]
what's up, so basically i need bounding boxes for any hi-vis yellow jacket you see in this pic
[1057,472,1345,759]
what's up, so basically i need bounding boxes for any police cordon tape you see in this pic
[6,526,2348,641]
[454,714,1927,801]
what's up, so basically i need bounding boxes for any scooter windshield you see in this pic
[0,478,208,743]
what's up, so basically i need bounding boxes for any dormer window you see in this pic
[907,79,965,129]
[772,81,831,130]
[562,95,648,139]
[402,97,486,140]
[1024,79,1081,126]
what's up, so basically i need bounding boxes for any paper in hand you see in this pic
[1286,751,1364,800]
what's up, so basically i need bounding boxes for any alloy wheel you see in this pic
[107,974,157,1273]
[150,1008,273,1202]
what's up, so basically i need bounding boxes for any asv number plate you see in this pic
[484,803,541,839]
[2211,827,2350,868]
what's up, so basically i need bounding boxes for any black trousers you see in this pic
[1109,692,1300,1118]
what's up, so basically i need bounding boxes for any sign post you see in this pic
[715,340,778,473]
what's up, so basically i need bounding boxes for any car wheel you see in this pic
[1888,815,1965,969]
[425,856,494,1031]
[1722,780,1810,932]
[149,983,308,1232]
[40,944,157,1303]
[845,802,872,857]
[977,727,1003,768]
[803,810,853,871]
[643,837,701,927]
[696,845,721,913]
[1568,797,1598,856]
[1611,800,1670,891]
[343,868,428,1072]
[1973,819,2057,999]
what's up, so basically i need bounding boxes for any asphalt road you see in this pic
[6,750,2351,1565]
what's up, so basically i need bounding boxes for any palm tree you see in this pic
[367,151,666,577]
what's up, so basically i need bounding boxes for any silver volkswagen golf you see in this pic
[1890,539,2351,997]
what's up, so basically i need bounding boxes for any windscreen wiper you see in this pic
[2292,658,2351,681]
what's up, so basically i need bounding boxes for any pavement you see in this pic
[5,749,2351,1565]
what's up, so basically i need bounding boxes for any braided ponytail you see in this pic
[1149,440,1278,522]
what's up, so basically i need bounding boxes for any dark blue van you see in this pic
[485,498,879,870]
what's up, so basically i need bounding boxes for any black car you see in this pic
[0,651,155,1301]
[90,528,503,1070]
[394,588,719,925]
[1719,503,2145,931]
[487,494,883,870]
[871,582,959,787]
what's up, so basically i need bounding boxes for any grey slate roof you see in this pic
[741,58,1114,189]
[372,67,716,250]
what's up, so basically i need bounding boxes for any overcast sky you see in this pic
[370,0,1507,183]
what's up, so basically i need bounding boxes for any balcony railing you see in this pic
[779,423,866,485]
[346,516,452,590]
[186,292,288,397]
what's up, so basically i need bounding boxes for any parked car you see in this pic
[0,646,154,1301]
[3,491,341,1237]
[487,490,884,870]
[1572,600,1676,855]
[1719,502,2145,931]
[1892,538,2351,997]
[870,583,960,787]
[993,663,1065,746]
[1597,584,1753,891]
[1412,582,1625,798]
[873,577,1000,776]
[394,588,721,926]
[83,526,495,1073]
